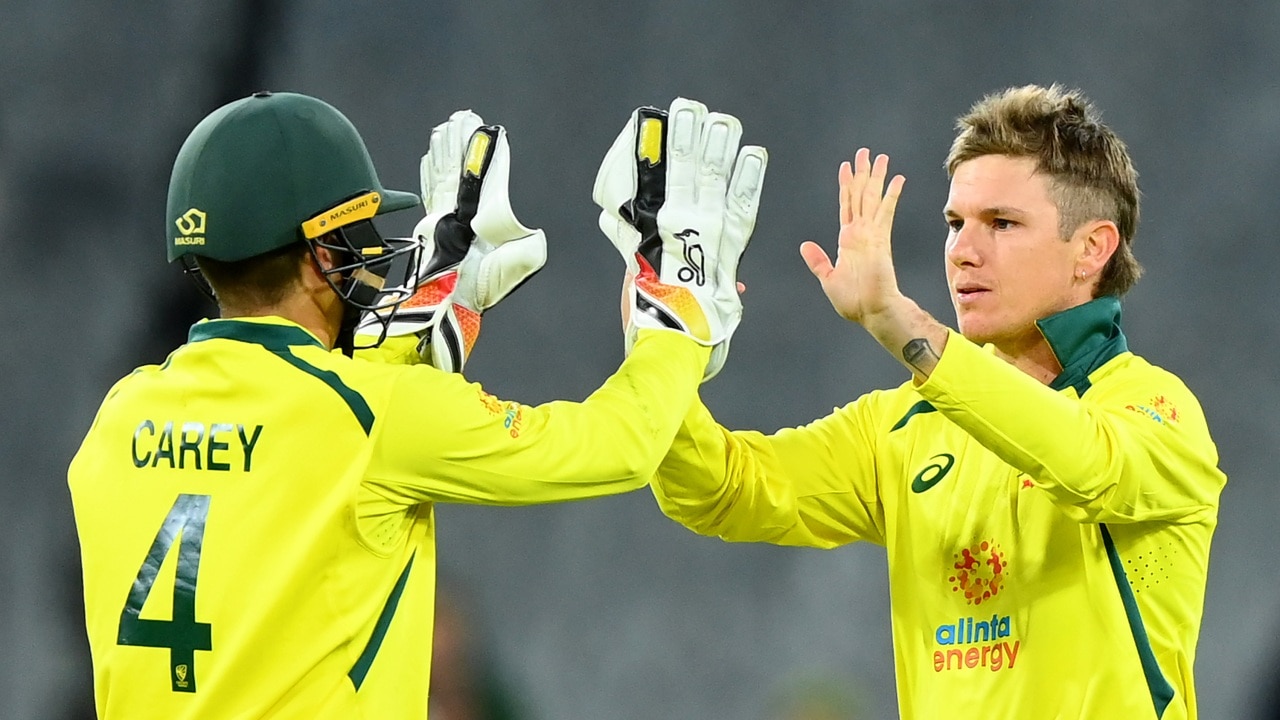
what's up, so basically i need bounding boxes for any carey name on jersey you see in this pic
[130,419,264,472]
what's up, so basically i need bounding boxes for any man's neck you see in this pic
[219,294,338,349]
[991,332,1062,386]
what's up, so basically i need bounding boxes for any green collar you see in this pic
[187,318,326,351]
[1037,296,1128,394]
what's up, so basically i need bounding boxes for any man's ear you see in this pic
[300,241,339,291]
[1076,219,1120,278]
[312,242,335,270]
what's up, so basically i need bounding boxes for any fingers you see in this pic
[846,148,871,218]
[694,111,742,217]
[840,148,904,229]
[423,110,483,212]
[799,240,834,280]
[727,146,767,220]
[876,174,907,231]
[863,153,890,220]
[838,161,855,225]
[442,111,483,174]
[724,145,767,267]
[665,98,708,208]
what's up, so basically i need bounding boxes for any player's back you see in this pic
[69,319,435,719]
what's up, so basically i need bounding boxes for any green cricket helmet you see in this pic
[165,91,424,353]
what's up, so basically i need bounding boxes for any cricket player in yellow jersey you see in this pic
[650,85,1226,719]
[68,92,767,718]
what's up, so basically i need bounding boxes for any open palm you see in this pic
[800,148,906,326]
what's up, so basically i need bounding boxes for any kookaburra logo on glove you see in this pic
[593,98,767,381]
[674,229,705,286]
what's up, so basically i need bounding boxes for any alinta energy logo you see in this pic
[930,539,1019,674]
[931,612,1020,674]
[174,208,207,246]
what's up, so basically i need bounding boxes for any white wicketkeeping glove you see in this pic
[358,110,547,372]
[592,98,767,380]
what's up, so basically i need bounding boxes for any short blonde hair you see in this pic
[946,84,1142,297]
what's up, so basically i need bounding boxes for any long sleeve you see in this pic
[364,329,709,505]
[650,390,890,548]
[917,330,1225,524]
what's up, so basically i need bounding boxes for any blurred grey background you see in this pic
[3,1,1279,718]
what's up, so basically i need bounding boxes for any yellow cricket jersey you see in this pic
[69,317,706,719]
[652,297,1225,719]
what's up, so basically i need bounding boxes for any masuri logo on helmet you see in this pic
[174,208,207,244]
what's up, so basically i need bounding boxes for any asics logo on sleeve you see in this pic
[911,453,955,493]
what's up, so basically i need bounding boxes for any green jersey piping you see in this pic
[348,552,416,690]
[1101,525,1175,717]
[188,320,375,435]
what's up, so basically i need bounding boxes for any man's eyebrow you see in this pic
[943,205,1026,218]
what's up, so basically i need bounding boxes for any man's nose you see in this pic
[946,225,981,267]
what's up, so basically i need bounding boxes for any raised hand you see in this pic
[358,110,546,372]
[800,148,906,327]
[593,97,767,381]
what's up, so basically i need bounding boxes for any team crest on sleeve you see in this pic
[476,390,504,415]
[1125,394,1180,424]
[474,389,524,438]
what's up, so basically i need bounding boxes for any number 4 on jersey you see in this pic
[116,493,213,693]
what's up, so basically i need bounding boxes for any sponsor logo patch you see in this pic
[1126,394,1180,424]
[173,208,207,246]
[911,453,954,493]
[949,540,1007,605]
[931,538,1020,674]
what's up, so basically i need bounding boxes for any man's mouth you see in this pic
[954,285,990,302]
